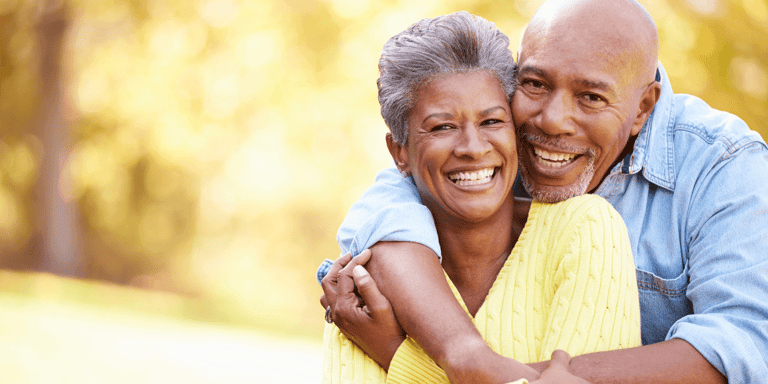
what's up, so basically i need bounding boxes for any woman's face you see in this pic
[390,71,517,224]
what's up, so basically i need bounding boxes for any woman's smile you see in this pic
[447,167,499,188]
[388,70,517,224]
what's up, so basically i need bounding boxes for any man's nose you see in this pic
[454,125,492,159]
[537,91,577,136]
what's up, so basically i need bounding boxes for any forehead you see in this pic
[518,13,646,91]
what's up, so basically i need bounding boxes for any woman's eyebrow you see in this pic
[422,112,453,124]
[479,106,507,117]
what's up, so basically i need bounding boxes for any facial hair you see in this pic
[518,133,596,203]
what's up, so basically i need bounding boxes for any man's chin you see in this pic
[519,167,594,203]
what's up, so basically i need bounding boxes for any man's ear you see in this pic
[385,132,410,176]
[631,81,661,136]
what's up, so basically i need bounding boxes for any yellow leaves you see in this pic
[742,0,768,23]
[197,0,239,28]
[729,56,768,98]
[0,137,39,192]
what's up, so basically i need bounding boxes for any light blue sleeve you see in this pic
[316,166,441,284]
[668,143,768,382]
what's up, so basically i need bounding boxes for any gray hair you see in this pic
[378,11,517,145]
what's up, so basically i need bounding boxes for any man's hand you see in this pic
[320,249,406,370]
[532,350,590,384]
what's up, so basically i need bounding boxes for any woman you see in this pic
[321,11,641,383]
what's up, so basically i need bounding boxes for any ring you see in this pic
[325,305,333,324]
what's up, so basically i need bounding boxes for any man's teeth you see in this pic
[534,147,577,168]
[448,168,495,186]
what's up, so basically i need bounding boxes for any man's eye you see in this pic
[585,94,604,102]
[520,79,546,92]
[481,119,503,126]
[581,93,607,107]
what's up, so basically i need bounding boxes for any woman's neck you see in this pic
[433,196,528,316]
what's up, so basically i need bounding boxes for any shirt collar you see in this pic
[626,62,677,191]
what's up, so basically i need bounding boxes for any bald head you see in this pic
[523,0,658,87]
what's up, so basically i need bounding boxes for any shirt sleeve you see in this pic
[669,143,768,382]
[317,166,442,283]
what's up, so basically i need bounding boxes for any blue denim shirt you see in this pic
[317,64,768,382]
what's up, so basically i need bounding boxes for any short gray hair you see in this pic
[378,11,517,144]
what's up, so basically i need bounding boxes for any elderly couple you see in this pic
[318,0,768,383]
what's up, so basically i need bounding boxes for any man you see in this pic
[319,0,768,382]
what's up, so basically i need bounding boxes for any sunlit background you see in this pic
[0,0,766,381]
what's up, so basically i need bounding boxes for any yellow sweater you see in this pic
[322,195,642,383]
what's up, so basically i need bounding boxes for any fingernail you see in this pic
[353,265,368,278]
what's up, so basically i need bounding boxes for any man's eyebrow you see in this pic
[517,65,546,78]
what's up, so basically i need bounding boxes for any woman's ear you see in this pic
[385,133,410,176]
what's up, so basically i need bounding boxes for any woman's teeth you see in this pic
[448,168,495,186]
[534,147,577,168]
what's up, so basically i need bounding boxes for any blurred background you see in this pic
[0,0,766,382]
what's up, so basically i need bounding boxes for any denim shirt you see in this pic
[317,64,768,382]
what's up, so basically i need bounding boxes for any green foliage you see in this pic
[0,0,765,339]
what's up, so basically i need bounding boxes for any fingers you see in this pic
[549,349,572,368]
[337,248,372,283]
[320,252,354,306]
[327,252,353,282]
[353,248,373,266]
[352,265,392,316]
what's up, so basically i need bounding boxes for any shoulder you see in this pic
[533,194,622,228]
[530,195,627,251]
[672,93,766,154]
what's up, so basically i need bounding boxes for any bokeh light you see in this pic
[0,0,766,381]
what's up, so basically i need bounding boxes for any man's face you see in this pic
[512,30,649,202]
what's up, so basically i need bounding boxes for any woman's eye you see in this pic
[481,119,503,126]
[431,124,453,132]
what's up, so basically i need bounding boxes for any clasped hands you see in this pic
[320,250,590,383]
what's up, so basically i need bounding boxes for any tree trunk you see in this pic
[31,0,80,276]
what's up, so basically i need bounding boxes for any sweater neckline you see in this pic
[444,200,543,320]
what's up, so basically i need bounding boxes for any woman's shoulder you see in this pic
[531,194,623,230]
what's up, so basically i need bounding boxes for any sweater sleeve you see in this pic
[537,196,642,360]
[385,337,448,383]
[322,322,387,383]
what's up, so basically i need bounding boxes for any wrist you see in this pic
[441,339,538,383]
[381,335,406,371]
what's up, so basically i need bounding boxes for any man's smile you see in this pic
[533,147,579,168]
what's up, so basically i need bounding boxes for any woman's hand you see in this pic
[320,249,406,370]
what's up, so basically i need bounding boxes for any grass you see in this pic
[0,271,323,383]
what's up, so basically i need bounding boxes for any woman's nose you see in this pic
[454,125,492,159]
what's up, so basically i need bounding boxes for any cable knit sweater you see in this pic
[322,194,642,383]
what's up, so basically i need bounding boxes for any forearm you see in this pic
[367,241,538,383]
[563,338,725,384]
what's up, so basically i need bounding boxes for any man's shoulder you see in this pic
[671,93,765,151]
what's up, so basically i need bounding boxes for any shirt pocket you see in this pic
[635,267,692,345]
